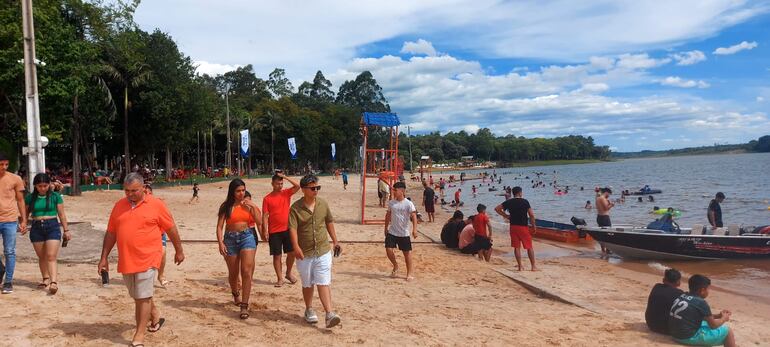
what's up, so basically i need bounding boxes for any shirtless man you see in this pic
[595,187,614,254]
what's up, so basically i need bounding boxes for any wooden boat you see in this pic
[534,219,592,243]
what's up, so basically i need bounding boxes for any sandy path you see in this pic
[3,174,767,346]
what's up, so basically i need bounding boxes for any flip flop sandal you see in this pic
[37,278,49,289]
[147,318,165,332]
[285,276,297,285]
[232,291,241,306]
[239,303,250,319]
[48,282,58,294]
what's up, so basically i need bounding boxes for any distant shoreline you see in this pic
[423,159,609,173]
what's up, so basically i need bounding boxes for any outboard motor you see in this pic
[571,217,588,238]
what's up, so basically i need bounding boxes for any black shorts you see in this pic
[378,191,383,199]
[268,230,294,256]
[597,215,612,227]
[473,235,492,250]
[385,233,412,251]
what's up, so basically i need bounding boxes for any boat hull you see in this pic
[583,227,770,260]
[535,219,591,243]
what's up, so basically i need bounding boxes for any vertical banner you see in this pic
[331,143,336,161]
[239,129,249,157]
[288,137,297,160]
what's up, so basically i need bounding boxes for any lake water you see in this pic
[447,152,770,230]
[440,153,770,302]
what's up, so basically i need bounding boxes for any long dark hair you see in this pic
[30,173,53,214]
[218,178,245,219]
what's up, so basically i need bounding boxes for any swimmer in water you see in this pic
[585,200,592,209]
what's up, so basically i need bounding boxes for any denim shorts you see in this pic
[223,228,257,256]
[29,219,62,243]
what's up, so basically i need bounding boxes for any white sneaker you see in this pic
[304,308,318,324]
[325,312,341,328]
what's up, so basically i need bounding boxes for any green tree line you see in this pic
[1,0,610,195]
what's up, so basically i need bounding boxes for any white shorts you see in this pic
[123,268,156,299]
[296,251,332,288]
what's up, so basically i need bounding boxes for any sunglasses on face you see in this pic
[303,186,321,191]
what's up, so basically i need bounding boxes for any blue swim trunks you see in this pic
[675,321,728,346]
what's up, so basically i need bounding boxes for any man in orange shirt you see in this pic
[262,172,300,287]
[98,173,185,347]
[0,152,27,294]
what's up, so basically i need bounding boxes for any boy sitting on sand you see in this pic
[645,268,683,334]
[669,274,736,347]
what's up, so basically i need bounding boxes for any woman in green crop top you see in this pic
[24,173,70,295]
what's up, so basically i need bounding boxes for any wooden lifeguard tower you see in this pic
[360,112,400,225]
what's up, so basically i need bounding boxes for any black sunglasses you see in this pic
[303,186,321,191]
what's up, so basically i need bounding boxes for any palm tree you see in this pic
[102,62,151,174]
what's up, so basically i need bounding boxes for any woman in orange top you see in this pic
[216,179,263,319]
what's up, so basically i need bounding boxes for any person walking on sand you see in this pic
[98,173,185,347]
[289,174,342,329]
[143,184,170,287]
[25,173,71,295]
[378,175,390,208]
[0,152,27,294]
[189,182,200,204]
[216,179,263,319]
[495,186,538,271]
[262,172,301,287]
[422,180,436,223]
[596,187,614,254]
[341,169,349,190]
[384,181,418,281]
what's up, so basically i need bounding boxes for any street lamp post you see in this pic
[21,0,44,188]
[225,84,231,173]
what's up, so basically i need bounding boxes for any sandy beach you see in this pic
[3,174,769,346]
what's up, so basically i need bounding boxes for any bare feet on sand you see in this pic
[390,265,399,278]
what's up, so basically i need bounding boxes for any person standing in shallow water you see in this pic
[98,173,185,347]
[595,187,614,254]
[25,173,71,295]
[289,174,342,329]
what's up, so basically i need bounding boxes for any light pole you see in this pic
[407,125,413,171]
[21,0,44,188]
[225,84,231,172]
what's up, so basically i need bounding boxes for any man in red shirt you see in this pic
[454,189,462,210]
[262,172,301,287]
[98,173,184,347]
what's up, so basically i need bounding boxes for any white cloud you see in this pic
[194,61,241,76]
[400,39,438,56]
[671,50,707,65]
[713,41,758,55]
[330,51,767,147]
[659,76,710,88]
[133,1,768,79]
[758,96,766,102]
[616,53,671,70]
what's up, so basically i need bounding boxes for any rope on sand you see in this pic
[494,268,603,314]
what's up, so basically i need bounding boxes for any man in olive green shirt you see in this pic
[289,174,341,329]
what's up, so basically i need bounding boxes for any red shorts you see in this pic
[509,225,533,249]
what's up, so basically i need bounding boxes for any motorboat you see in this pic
[580,224,770,260]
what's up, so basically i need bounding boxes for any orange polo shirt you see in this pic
[107,195,175,274]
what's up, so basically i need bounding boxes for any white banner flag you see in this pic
[331,143,336,160]
[239,130,249,157]
[288,137,297,159]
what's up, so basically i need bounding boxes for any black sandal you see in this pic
[129,343,144,347]
[239,303,249,319]
[232,291,241,306]
[37,278,49,289]
[48,282,58,295]
[147,317,165,332]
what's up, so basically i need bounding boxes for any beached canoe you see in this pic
[626,189,662,195]
[580,225,770,260]
[534,219,592,243]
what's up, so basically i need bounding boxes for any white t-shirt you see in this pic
[387,198,416,237]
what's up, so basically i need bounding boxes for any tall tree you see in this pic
[101,29,150,173]
[267,68,293,99]
[336,71,390,113]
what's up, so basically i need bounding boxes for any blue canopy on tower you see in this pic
[362,112,400,127]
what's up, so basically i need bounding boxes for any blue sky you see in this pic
[134,0,770,151]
